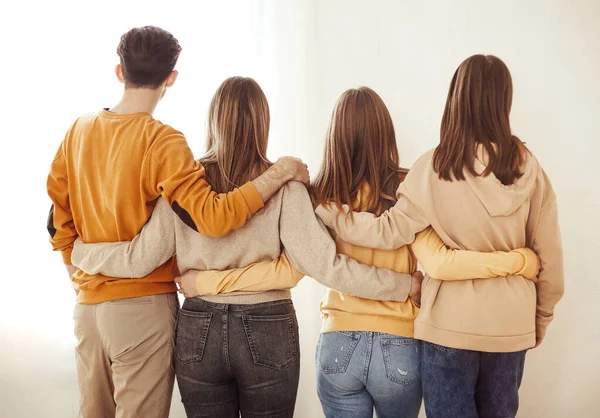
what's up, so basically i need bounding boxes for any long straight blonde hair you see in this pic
[200,76,272,192]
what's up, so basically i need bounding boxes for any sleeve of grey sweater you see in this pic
[279,181,412,302]
[70,198,176,278]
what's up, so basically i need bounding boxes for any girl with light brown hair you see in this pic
[316,56,564,418]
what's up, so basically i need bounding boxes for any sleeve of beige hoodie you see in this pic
[315,176,430,251]
[70,198,176,278]
[280,181,413,302]
[528,170,564,341]
[411,227,540,280]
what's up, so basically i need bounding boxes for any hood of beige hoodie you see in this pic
[465,146,540,217]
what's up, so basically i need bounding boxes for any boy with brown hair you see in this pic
[46,26,307,417]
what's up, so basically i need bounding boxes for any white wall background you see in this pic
[0,1,598,417]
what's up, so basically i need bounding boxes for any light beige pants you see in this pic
[73,293,178,418]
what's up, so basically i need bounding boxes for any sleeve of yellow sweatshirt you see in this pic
[47,142,77,264]
[411,227,540,280]
[315,181,429,251]
[70,198,176,278]
[194,253,304,295]
[280,182,413,302]
[143,132,264,238]
[530,172,564,341]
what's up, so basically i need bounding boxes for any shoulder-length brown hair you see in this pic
[312,87,404,216]
[433,54,527,185]
[199,76,272,193]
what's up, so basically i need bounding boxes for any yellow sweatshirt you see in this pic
[47,110,263,304]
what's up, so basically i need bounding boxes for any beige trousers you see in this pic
[73,293,178,418]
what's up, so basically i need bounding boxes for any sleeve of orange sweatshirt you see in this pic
[529,171,564,341]
[143,131,264,238]
[194,253,304,295]
[47,142,77,264]
[70,198,176,278]
[411,227,540,280]
[315,180,430,251]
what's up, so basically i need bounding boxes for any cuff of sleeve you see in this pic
[61,247,73,264]
[239,182,264,214]
[513,248,538,279]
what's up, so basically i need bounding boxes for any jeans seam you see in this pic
[223,313,231,373]
[363,332,373,384]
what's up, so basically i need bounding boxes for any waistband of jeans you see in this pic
[184,290,292,311]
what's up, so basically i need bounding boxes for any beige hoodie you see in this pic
[316,148,564,353]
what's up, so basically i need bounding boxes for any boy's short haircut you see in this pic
[117,26,182,89]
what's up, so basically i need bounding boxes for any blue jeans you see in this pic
[316,332,422,418]
[421,342,527,418]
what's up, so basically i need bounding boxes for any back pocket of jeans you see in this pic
[175,309,212,364]
[242,313,299,371]
[381,337,421,385]
[318,332,361,374]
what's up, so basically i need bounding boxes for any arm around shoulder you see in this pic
[315,183,429,250]
[144,132,264,237]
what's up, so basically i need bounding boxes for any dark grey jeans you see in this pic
[175,298,300,418]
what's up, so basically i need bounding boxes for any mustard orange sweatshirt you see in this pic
[47,110,263,304]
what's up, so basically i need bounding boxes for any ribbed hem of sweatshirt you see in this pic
[239,182,265,214]
[198,289,291,305]
[321,314,415,338]
[76,282,177,304]
[414,320,536,353]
